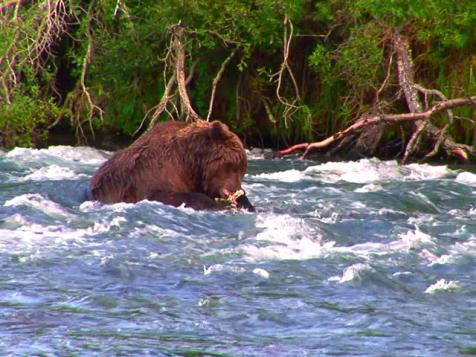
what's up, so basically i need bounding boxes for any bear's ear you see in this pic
[209,120,230,141]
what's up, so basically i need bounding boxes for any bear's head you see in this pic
[192,120,253,210]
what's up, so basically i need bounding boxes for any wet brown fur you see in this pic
[89,120,248,204]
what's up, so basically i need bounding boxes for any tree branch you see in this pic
[174,27,200,122]
[279,96,476,159]
[269,14,302,127]
[138,73,176,134]
[206,47,237,121]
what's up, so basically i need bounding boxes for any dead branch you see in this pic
[235,72,242,124]
[137,43,176,133]
[414,84,454,160]
[279,96,476,159]
[137,60,197,135]
[206,47,237,121]
[174,27,200,122]
[80,40,104,123]
[262,97,277,124]
[270,14,302,127]
[134,23,201,136]
[140,74,176,132]
[79,1,103,122]
[279,143,309,156]
[0,14,22,103]
[374,49,394,107]
[1,0,72,106]
[64,0,104,141]
[22,1,70,73]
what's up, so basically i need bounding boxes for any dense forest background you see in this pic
[1,0,475,161]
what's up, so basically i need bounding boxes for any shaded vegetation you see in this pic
[0,0,475,160]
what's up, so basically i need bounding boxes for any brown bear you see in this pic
[89,120,254,211]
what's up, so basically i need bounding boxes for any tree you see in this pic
[0,0,475,160]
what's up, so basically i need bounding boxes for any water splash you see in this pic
[424,279,459,294]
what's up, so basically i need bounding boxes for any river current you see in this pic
[0,146,475,356]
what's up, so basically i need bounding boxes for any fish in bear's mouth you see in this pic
[216,189,255,211]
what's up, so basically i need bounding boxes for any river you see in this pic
[0,146,475,356]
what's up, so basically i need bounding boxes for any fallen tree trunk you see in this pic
[279,96,476,159]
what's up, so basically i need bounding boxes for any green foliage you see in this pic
[309,44,332,81]
[308,0,476,146]
[0,0,475,151]
[0,96,64,148]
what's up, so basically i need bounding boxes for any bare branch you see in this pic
[394,32,422,113]
[414,84,454,124]
[206,47,237,121]
[80,40,104,122]
[269,14,302,127]
[422,122,450,160]
[279,143,309,156]
[133,24,201,135]
[172,27,200,121]
[64,0,104,141]
[374,49,394,105]
[278,96,476,159]
[138,74,176,134]
[262,97,277,124]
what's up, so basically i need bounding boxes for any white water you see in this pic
[0,147,475,356]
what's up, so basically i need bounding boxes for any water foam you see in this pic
[404,163,451,180]
[251,159,455,185]
[89,216,128,234]
[328,263,373,283]
[424,279,459,294]
[427,236,476,266]
[0,221,89,257]
[323,227,438,263]
[456,171,476,186]
[304,159,401,183]
[252,268,270,278]
[242,214,326,261]
[22,165,86,181]
[241,211,441,264]
[393,227,437,252]
[4,194,72,217]
[355,183,384,193]
[203,263,270,279]
[252,169,307,182]
[6,145,108,166]
[203,264,246,275]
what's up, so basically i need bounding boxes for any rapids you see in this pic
[0,146,475,356]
